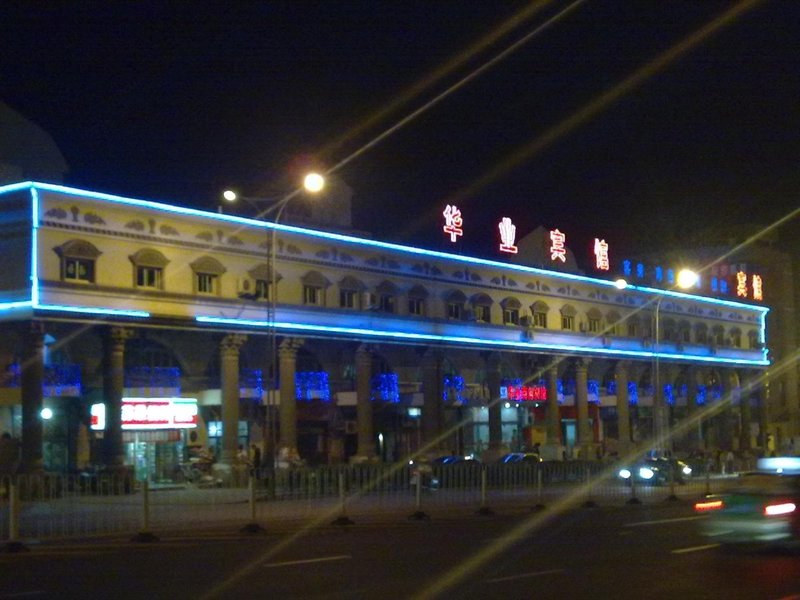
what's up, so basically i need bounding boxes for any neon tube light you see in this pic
[195,315,768,366]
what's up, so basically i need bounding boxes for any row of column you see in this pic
[15,323,765,473]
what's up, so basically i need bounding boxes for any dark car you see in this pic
[498,452,542,464]
[617,457,693,485]
[696,457,800,547]
[432,454,480,465]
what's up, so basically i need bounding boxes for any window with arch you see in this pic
[747,330,759,349]
[55,239,101,284]
[471,293,493,323]
[130,248,169,291]
[376,280,398,314]
[626,315,640,338]
[407,285,428,317]
[191,256,226,296]
[248,263,280,301]
[711,325,725,347]
[301,271,330,306]
[695,323,708,345]
[445,290,467,320]
[678,320,691,344]
[729,328,742,348]
[500,297,521,326]
[586,308,602,334]
[560,304,576,331]
[531,301,549,328]
[606,311,621,336]
[338,275,365,310]
[662,318,677,343]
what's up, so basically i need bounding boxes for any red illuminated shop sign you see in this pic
[501,385,548,402]
[90,397,198,431]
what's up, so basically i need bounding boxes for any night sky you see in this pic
[2,1,799,269]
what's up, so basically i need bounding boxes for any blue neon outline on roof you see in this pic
[195,315,769,366]
[30,186,40,307]
[0,301,33,311]
[35,304,151,318]
[0,182,769,313]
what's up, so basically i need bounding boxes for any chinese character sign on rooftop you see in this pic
[594,238,609,271]
[498,217,518,254]
[752,274,763,301]
[442,205,463,243]
[550,229,566,262]
[736,271,748,298]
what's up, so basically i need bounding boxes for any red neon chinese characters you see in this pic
[507,385,548,401]
[442,205,463,243]
[498,217,518,254]
[550,229,566,262]
[594,238,609,271]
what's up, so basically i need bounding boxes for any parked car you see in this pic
[498,452,542,464]
[696,456,800,548]
[617,456,693,485]
[431,454,480,465]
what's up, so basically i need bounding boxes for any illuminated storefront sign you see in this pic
[500,384,548,402]
[498,217,518,254]
[736,271,748,298]
[442,204,463,243]
[594,238,609,271]
[90,397,198,431]
[550,229,566,262]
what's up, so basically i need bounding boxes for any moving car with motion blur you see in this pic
[617,456,693,485]
[498,452,543,464]
[696,457,800,548]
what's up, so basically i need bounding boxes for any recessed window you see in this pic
[533,311,547,328]
[137,266,163,289]
[503,308,519,325]
[304,285,322,306]
[447,302,462,320]
[408,297,424,316]
[254,279,269,301]
[587,317,601,333]
[379,294,395,313]
[64,257,94,283]
[561,315,574,331]
[475,305,490,323]
[627,320,638,338]
[196,273,218,295]
[340,289,357,309]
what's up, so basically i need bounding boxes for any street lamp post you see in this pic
[652,268,698,456]
[223,173,325,469]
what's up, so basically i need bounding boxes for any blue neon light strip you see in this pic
[30,186,40,307]
[195,315,769,366]
[0,181,768,309]
[0,301,33,311]
[35,304,150,318]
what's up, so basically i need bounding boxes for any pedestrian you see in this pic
[250,444,262,477]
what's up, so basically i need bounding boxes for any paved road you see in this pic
[1,500,798,599]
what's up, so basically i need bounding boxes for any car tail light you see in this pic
[764,502,796,516]
[694,499,724,512]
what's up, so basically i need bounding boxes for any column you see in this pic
[719,370,736,451]
[575,358,592,460]
[219,334,247,465]
[355,344,375,460]
[421,349,443,453]
[614,361,631,457]
[485,353,503,453]
[21,322,45,473]
[685,367,701,452]
[278,339,300,458]
[543,359,562,460]
[103,326,134,470]
[738,371,753,453]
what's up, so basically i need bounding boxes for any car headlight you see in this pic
[619,468,631,479]
[682,466,692,476]
[639,467,655,480]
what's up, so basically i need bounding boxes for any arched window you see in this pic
[470,293,493,323]
[694,323,708,345]
[626,315,640,338]
[190,256,226,296]
[130,248,169,290]
[247,263,281,301]
[375,280,398,314]
[55,239,101,284]
[445,290,467,320]
[500,297,521,325]
[560,304,577,331]
[407,285,428,317]
[301,271,330,306]
[711,325,725,346]
[606,311,622,336]
[678,320,691,344]
[531,300,549,328]
[729,328,742,348]
[586,308,602,334]
[662,318,677,343]
[338,275,365,309]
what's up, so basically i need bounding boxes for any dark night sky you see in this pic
[2,1,799,268]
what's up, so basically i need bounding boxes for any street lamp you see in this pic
[222,172,326,468]
[653,268,698,455]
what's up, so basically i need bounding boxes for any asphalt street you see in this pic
[1,502,798,600]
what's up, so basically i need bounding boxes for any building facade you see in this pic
[0,182,770,480]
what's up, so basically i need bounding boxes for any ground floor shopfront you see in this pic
[0,321,771,482]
